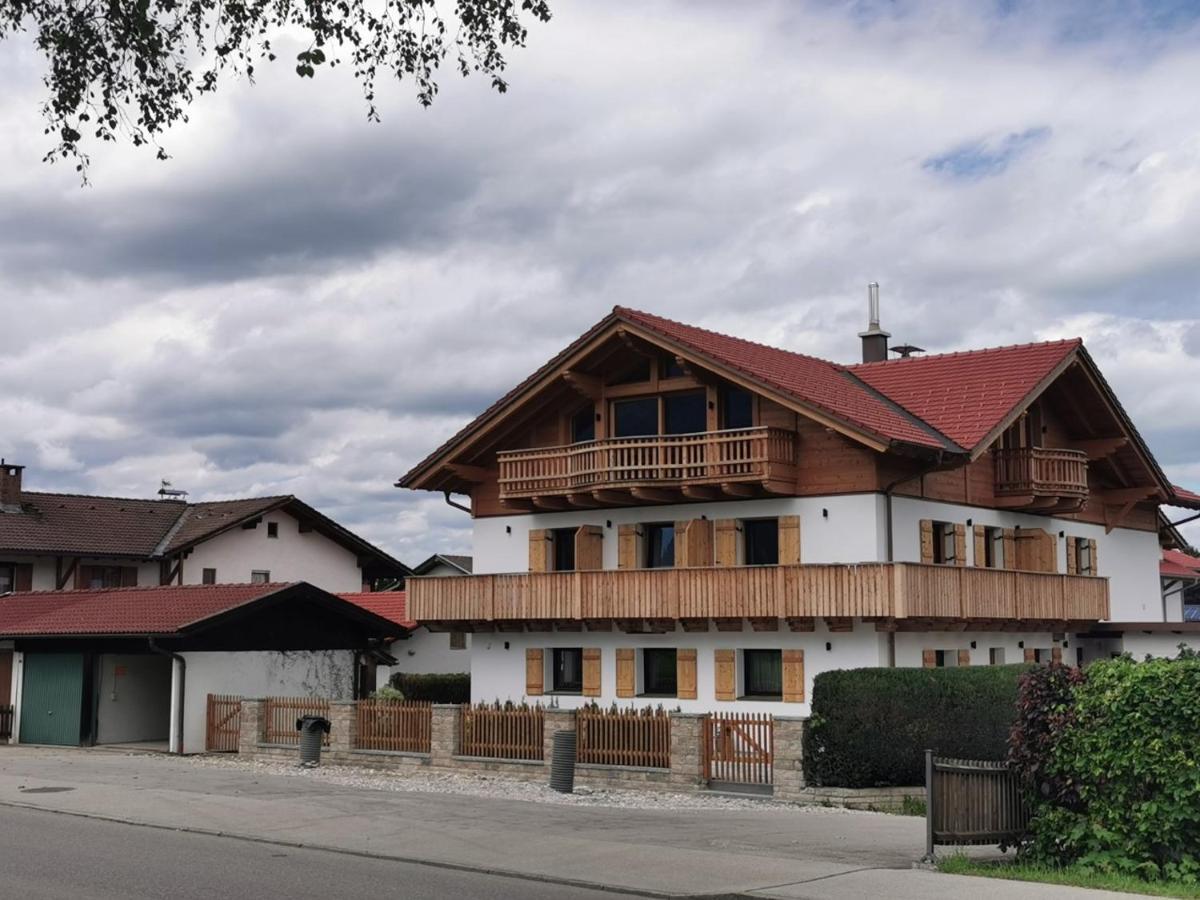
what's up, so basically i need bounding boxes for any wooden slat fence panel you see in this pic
[262,696,331,746]
[205,694,242,752]
[459,705,544,760]
[925,752,1030,857]
[703,713,773,786]
[355,700,432,753]
[576,707,670,769]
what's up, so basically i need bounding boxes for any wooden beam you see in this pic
[874,618,899,632]
[1105,500,1139,534]
[824,617,854,633]
[681,485,720,501]
[567,493,600,508]
[1076,437,1127,460]
[532,496,572,511]
[616,328,656,358]
[785,617,815,632]
[592,490,638,506]
[630,487,680,504]
[748,617,779,632]
[1099,486,1158,505]
[680,618,710,633]
[646,618,675,633]
[720,483,755,498]
[993,494,1036,509]
[448,463,490,482]
[583,619,613,632]
[499,498,535,512]
[527,619,555,633]
[553,620,583,632]
[496,621,526,633]
[713,617,744,632]
[561,369,603,400]
[55,556,78,591]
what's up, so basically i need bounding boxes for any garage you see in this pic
[19,652,86,746]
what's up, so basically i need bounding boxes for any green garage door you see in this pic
[20,653,84,746]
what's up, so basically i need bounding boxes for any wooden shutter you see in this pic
[525,648,544,696]
[121,566,138,587]
[1015,528,1056,573]
[617,524,640,570]
[1023,648,1036,664]
[957,649,970,667]
[714,649,736,701]
[13,563,33,592]
[919,520,934,564]
[714,519,738,567]
[1065,537,1078,575]
[778,516,801,565]
[1003,528,1016,570]
[528,529,551,573]
[616,648,635,698]
[675,519,714,568]
[1089,539,1098,575]
[582,648,601,697]
[1051,647,1063,665]
[782,649,805,703]
[922,648,936,668]
[677,648,697,700]
[953,524,966,567]
[973,525,986,567]
[575,525,603,571]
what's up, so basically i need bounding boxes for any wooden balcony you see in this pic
[993,447,1089,512]
[409,563,1110,631]
[497,426,797,506]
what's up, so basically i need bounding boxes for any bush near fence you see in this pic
[459,702,543,760]
[388,672,470,704]
[577,705,671,769]
[804,665,1031,788]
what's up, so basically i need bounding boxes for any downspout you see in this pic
[149,639,185,754]
[443,491,471,515]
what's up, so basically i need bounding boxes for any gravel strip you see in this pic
[189,754,860,813]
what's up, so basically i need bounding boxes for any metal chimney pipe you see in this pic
[858,282,891,363]
[868,282,880,328]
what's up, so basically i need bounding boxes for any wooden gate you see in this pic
[205,694,242,752]
[925,751,1030,859]
[703,713,773,790]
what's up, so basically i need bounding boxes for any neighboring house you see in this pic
[412,553,474,578]
[0,463,410,594]
[1161,549,1200,623]
[397,302,1200,714]
[0,582,398,753]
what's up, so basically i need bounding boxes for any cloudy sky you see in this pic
[1,0,1198,561]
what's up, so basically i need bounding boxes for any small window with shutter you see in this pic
[983,527,1005,568]
[742,519,779,566]
[639,648,677,697]
[551,648,583,693]
[644,523,675,569]
[551,528,576,572]
[741,649,782,699]
[930,521,960,565]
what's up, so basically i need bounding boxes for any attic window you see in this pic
[267,522,279,539]
[251,570,270,584]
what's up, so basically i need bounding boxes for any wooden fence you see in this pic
[355,700,432,753]
[925,751,1030,858]
[0,704,12,741]
[261,696,331,746]
[459,705,544,760]
[205,694,242,752]
[703,713,773,787]
[577,707,670,769]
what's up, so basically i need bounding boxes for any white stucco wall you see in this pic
[95,653,172,744]
[472,494,886,574]
[892,630,1063,667]
[180,649,355,754]
[1120,633,1200,660]
[375,628,471,689]
[180,512,365,592]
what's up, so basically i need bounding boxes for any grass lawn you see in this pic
[938,854,1200,898]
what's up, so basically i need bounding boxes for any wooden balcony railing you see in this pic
[408,564,1110,627]
[497,426,797,500]
[994,447,1089,510]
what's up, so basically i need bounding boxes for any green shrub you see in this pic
[1007,663,1086,810]
[1023,656,1200,881]
[803,665,1031,787]
[387,672,470,704]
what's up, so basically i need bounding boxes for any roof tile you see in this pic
[337,591,415,630]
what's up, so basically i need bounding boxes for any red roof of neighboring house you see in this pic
[0,583,297,635]
[1162,549,1200,580]
[1169,485,1200,510]
[337,591,416,630]
[848,339,1081,451]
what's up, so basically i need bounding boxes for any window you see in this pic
[82,565,128,588]
[251,570,271,584]
[571,406,595,443]
[611,359,651,385]
[984,526,1005,568]
[933,649,959,668]
[267,522,279,539]
[989,647,1006,665]
[0,564,13,594]
[613,397,658,438]
[1073,539,1094,576]
[661,358,686,379]
[202,568,217,585]
[742,649,782,698]
[644,523,675,569]
[662,392,706,435]
[551,648,583,693]
[743,519,779,566]
[449,632,467,651]
[551,527,576,572]
[932,521,957,564]
[720,387,754,429]
[641,649,677,696]
[1035,648,1053,664]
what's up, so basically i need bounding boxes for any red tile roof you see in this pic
[337,591,415,630]
[1162,549,1200,580]
[1170,485,1200,510]
[162,497,291,553]
[848,339,1081,451]
[0,583,296,636]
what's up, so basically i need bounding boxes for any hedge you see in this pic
[803,664,1031,788]
[387,672,471,704]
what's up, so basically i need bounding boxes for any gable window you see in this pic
[984,526,1005,568]
[662,392,706,435]
[641,648,677,697]
[571,407,595,444]
[743,518,779,566]
[267,522,279,539]
[932,521,957,565]
[611,359,651,385]
[251,570,270,584]
[613,397,659,438]
[661,358,686,379]
[202,568,217,585]
[720,387,754,430]
[644,523,675,569]
[551,528,576,572]
[742,649,782,699]
[551,648,583,693]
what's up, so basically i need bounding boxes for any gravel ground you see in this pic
[189,754,860,813]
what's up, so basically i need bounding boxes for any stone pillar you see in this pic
[773,715,807,801]
[669,712,705,791]
[238,699,264,758]
[431,704,460,768]
[329,701,357,758]
[542,707,576,765]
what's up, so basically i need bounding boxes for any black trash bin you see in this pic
[549,730,577,794]
[296,715,331,767]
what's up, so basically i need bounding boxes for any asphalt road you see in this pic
[0,805,649,900]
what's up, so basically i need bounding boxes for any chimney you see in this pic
[0,459,25,511]
[858,282,891,363]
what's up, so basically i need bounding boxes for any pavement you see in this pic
[0,747,1137,899]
